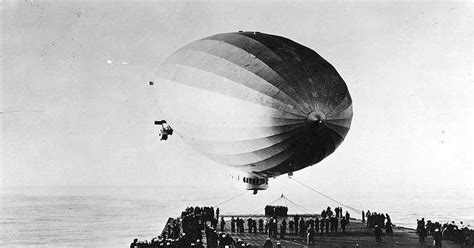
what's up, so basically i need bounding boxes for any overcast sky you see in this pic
[1,1,473,192]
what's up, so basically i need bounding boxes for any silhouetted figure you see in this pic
[299,218,306,238]
[259,219,264,233]
[220,217,225,231]
[433,228,442,248]
[247,218,253,233]
[345,211,350,223]
[231,217,236,233]
[374,225,382,242]
[130,238,138,248]
[386,220,393,237]
[307,226,315,245]
[216,208,220,220]
[362,211,365,222]
[280,220,286,239]
[294,215,300,234]
[327,206,333,218]
[341,217,347,233]
[320,218,325,233]
[418,223,426,242]
[265,219,269,234]
[289,220,294,234]
[314,218,319,233]
[325,218,330,233]
[235,239,244,248]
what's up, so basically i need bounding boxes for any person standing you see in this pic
[231,217,236,233]
[320,218,325,234]
[433,228,442,248]
[307,226,315,245]
[294,215,300,234]
[280,220,286,239]
[314,218,320,233]
[374,225,382,242]
[220,217,225,232]
[418,223,426,242]
[340,217,347,233]
[385,220,393,237]
[362,211,365,222]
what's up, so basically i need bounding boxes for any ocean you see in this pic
[1,184,473,247]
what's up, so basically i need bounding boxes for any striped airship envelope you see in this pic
[154,31,352,177]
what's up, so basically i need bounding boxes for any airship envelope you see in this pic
[154,32,352,178]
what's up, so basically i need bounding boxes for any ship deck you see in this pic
[213,215,465,248]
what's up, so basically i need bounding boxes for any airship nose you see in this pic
[308,110,326,125]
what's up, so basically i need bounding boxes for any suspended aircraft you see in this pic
[151,31,353,194]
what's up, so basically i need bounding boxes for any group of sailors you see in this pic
[132,205,474,247]
[131,206,219,248]
[361,210,393,242]
[222,206,353,246]
[264,205,288,218]
[205,225,253,248]
[416,218,473,246]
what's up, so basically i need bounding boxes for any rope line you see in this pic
[249,195,285,217]
[214,190,248,208]
[283,195,312,215]
[289,177,362,214]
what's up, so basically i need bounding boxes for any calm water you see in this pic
[1,184,473,247]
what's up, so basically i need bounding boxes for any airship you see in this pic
[151,31,352,194]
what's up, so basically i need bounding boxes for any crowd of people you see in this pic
[131,206,221,248]
[227,206,354,245]
[416,218,473,246]
[264,205,288,218]
[362,210,394,242]
[131,205,474,247]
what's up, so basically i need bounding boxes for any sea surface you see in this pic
[1,184,473,247]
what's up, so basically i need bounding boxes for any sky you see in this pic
[1,1,473,192]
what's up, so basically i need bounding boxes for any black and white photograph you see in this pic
[1,1,473,247]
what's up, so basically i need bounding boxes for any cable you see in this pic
[289,177,362,214]
[213,190,248,208]
[248,195,285,217]
[283,195,312,215]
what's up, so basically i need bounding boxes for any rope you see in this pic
[213,190,248,208]
[289,177,362,214]
[282,195,288,208]
[282,195,312,215]
[249,194,285,217]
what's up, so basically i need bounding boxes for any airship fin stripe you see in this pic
[205,33,314,111]
[234,33,315,111]
[199,135,298,166]
[327,104,353,121]
[177,39,312,114]
[183,128,303,155]
[274,34,350,114]
[158,63,307,118]
[169,117,306,142]
[163,49,307,116]
[326,123,350,139]
[155,78,307,122]
[326,94,352,117]
[326,118,352,129]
